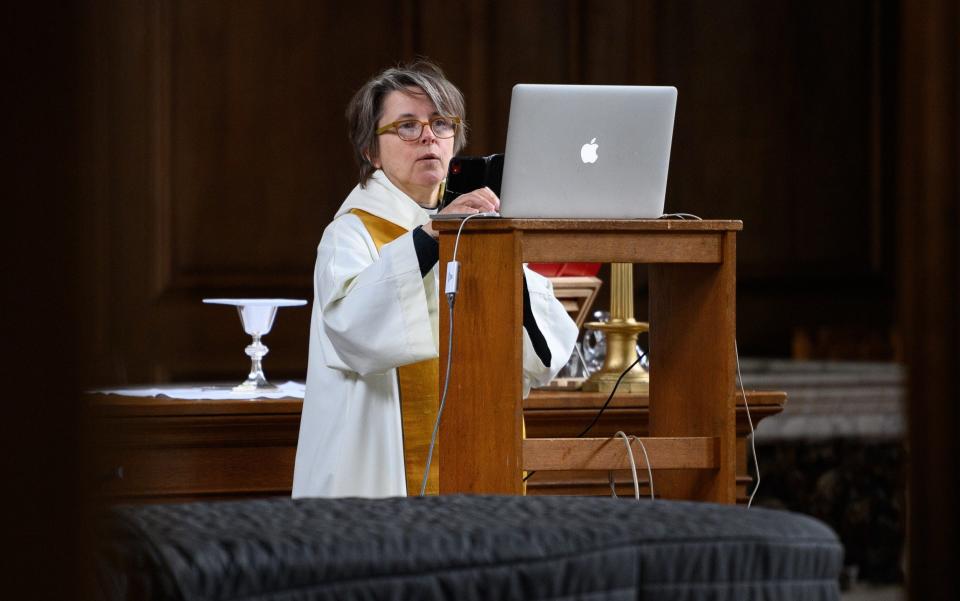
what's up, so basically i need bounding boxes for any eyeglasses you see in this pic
[376,116,461,141]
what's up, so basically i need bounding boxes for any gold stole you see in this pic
[350,209,440,495]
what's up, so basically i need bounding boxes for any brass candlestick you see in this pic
[581,263,649,393]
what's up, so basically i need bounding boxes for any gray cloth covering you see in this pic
[96,495,843,601]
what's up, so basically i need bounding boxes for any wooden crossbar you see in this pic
[522,436,719,471]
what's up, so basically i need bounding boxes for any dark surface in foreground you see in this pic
[96,494,843,601]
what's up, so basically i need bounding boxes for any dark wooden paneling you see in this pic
[641,1,891,356]
[166,1,407,289]
[654,4,880,268]
[84,0,898,382]
[86,1,414,384]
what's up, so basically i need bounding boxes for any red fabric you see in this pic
[528,263,601,277]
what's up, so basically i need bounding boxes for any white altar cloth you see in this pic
[92,381,306,400]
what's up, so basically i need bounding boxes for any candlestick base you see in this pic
[581,320,649,393]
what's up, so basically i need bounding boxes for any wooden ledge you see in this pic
[432,219,743,232]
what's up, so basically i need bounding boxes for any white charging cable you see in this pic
[613,431,655,502]
[419,211,495,496]
[736,340,760,507]
[631,435,655,501]
[659,211,761,506]
[659,212,703,220]
[615,431,641,501]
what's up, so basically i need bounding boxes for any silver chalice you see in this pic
[203,298,307,393]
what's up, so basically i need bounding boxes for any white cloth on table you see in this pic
[91,381,306,400]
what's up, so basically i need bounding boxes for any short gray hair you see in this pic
[346,59,468,187]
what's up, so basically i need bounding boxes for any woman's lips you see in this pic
[417,154,441,162]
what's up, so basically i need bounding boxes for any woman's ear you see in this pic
[363,149,379,169]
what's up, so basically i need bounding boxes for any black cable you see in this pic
[575,353,643,438]
[523,348,644,483]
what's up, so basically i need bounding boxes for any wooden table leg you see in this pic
[439,229,524,494]
[648,232,737,503]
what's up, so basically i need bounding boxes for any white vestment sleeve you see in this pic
[315,215,437,376]
[520,267,580,397]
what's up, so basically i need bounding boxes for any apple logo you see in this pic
[580,138,599,164]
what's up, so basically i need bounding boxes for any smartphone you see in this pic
[441,154,504,209]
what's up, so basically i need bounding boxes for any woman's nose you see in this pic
[419,125,437,144]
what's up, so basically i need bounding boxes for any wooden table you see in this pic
[434,219,743,502]
[84,394,302,503]
[83,388,781,504]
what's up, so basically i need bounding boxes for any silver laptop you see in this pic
[498,84,677,219]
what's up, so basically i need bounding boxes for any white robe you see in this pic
[292,171,578,498]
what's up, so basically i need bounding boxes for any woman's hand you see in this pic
[422,187,500,239]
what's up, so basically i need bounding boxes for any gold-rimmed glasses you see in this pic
[376,116,461,141]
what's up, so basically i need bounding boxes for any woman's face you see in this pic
[371,87,455,207]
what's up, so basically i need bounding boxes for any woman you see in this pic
[292,60,577,498]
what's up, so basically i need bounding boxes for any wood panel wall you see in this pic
[79,0,898,385]
[897,1,959,598]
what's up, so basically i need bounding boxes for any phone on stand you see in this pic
[440,154,504,210]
